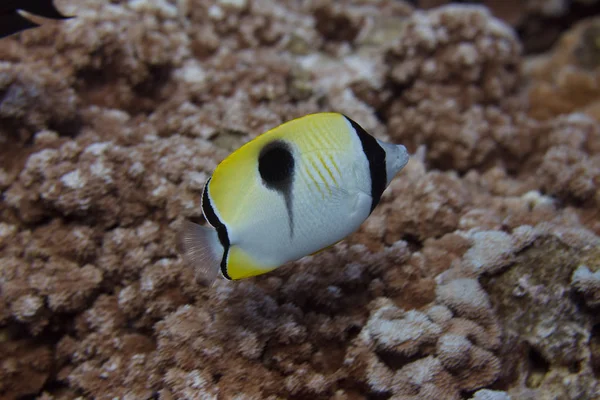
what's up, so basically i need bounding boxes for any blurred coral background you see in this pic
[0,0,599,399]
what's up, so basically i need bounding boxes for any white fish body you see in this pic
[178,112,409,283]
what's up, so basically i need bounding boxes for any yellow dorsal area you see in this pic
[207,112,353,227]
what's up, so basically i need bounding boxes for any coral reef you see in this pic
[527,16,600,121]
[0,1,599,399]
[416,0,600,53]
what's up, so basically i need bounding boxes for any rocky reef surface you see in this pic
[0,1,599,399]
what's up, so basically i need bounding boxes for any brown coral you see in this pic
[0,1,599,400]
[345,290,503,398]
[528,17,600,121]
[417,0,600,53]
[0,338,52,399]
[572,264,600,307]
[385,5,525,172]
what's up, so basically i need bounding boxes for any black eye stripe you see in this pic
[201,179,232,280]
[343,115,386,213]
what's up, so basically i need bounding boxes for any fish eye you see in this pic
[258,141,295,185]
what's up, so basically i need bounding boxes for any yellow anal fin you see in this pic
[226,246,276,280]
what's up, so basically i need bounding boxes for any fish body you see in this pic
[178,112,409,284]
[0,0,72,39]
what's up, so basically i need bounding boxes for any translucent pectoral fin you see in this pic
[310,181,352,204]
[176,220,223,286]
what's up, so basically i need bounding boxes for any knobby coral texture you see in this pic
[416,0,600,53]
[0,1,599,399]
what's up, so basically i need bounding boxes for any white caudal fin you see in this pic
[176,220,223,286]
[378,141,409,185]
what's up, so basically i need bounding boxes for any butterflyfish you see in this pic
[178,112,409,284]
[0,0,72,39]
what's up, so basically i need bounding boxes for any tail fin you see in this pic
[176,220,224,286]
[20,0,72,20]
[0,11,39,38]
[0,0,73,39]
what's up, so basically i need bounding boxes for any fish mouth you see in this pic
[379,141,409,184]
[394,144,409,170]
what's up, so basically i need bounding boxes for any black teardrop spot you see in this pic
[258,140,296,237]
[258,140,295,187]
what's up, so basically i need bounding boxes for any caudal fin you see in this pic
[20,0,72,20]
[176,220,223,286]
[0,11,38,38]
[0,0,73,39]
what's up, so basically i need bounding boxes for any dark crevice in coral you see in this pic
[376,347,431,371]
[568,284,596,316]
[425,0,600,54]
[5,317,77,399]
[47,114,83,139]
[22,382,72,400]
[346,323,362,339]
[313,6,361,43]
[0,111,82,142]
[0,127,39,183]
[286,393,333,400]
[212,372,223,383]
[366,393,392,400]
[2,322,33,343]
[132,64,173,101]
[400,233,423,253]
[428,152,458,173]
[568,361,582,374]
[337,378,392,400]
[125,322,157,342]
[525,346,550,388]
[75,64,116,92]
[0,118,35,146]
[315,341,348,375]
[365,392,392,400]
[592,324,600,378]
[575,21,600,70]
[516,1,600,54]
[75,61,174,116]
[0,87,8,103]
